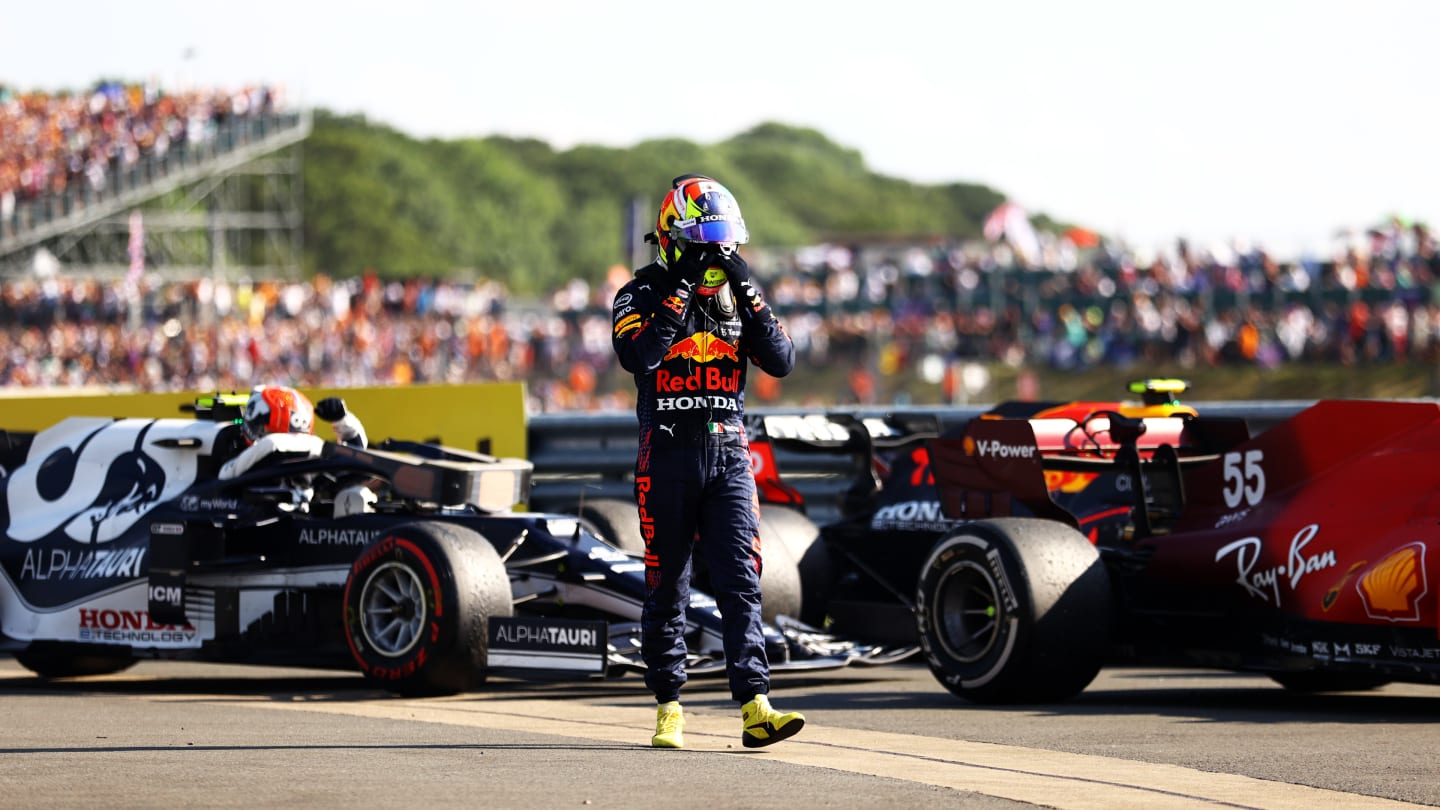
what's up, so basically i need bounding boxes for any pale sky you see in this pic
[6,1,1437,258]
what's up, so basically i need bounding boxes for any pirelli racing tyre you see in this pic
[683,519,803,625]
[916,518,1112,704]
[15,643,136,679]
[1270,672,1391,693]
[756,531,803,625]
[577,496,804,623]
[572,498,645,555]
[344,521,512,696]
[758,505,831,626]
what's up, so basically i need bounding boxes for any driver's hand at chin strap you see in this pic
[717,252,775,323]
[656,243,712,326]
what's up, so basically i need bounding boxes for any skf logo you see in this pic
[663,332,739,363]
[1357,543,1427,622]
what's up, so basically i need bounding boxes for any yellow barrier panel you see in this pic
[0,383,528,458]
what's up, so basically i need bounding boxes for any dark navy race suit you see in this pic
[611,261,794,704]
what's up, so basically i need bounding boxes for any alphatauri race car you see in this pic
[552,411,858,633]
[0,395,887,695]
[769,382,1440,703]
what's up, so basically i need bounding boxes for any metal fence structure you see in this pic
[2,111,311,277]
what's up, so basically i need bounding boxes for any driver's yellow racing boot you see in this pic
[741,694,805,748]
[652,701,684,748]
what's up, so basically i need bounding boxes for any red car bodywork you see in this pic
[928,399,1440,680]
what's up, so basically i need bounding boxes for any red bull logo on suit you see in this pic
[663,332,740,363]
[656,366,740,394]
[655,331,744,411]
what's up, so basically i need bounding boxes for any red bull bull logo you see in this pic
[663,332,740,363]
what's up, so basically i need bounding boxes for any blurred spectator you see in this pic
[3,77,1438,408]
[0,213,1435,413]
[1,79,284,239]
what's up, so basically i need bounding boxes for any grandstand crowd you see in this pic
[2,81,1438,411]
[1,222,1436,412]
[1,80,283,237]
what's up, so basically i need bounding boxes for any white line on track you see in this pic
[166,693,1419,810]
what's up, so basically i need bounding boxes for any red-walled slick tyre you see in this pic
[343,521,511,696]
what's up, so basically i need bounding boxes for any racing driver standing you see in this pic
[611,174,804,749]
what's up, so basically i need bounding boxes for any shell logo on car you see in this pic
[1358,543,1427,622]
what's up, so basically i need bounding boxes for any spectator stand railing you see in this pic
[1,110,312,260]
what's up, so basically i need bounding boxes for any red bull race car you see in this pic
[0,394,889,695]
[768,381,1440,703]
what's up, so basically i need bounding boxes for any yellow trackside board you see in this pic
[0,383,528,459]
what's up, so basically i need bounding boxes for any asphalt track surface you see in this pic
[2,657,1438,809]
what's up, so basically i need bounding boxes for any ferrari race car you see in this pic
[765,381,1440,703]
[0,394,885,695]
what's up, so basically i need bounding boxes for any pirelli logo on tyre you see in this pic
[986,548,1020,612]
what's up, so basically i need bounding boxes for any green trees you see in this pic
[301,112,1014,292]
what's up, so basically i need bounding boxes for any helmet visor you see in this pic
[672,216,749,246]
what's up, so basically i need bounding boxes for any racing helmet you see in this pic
[241,385,315,444]
[653,174,749,296]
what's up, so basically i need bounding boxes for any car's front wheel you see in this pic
[344,521,512,696]
[916,518,1112,704]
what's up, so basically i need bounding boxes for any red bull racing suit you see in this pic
[611,262,794,704]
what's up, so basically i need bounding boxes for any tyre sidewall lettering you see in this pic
[344,534,447,681]
[395,538,444,620]
[917,531,1022,688]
